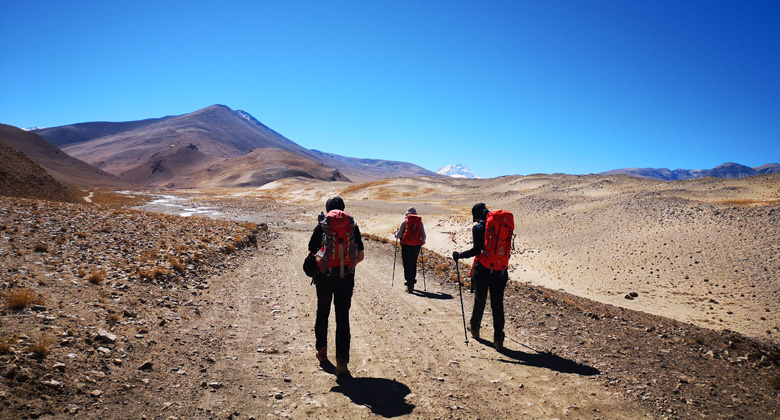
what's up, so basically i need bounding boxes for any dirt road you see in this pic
[172,218,648,419]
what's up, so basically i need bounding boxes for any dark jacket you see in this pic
[458,220,485,260]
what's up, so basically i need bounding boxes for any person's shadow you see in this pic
[410,290,453,300]
[331,377,415,417]
[473,337,600,376]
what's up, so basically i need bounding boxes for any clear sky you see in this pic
[2,1,779,178]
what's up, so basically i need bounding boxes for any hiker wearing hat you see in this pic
[395,207,426,293]
[308,196,365,376]
[452,203,512,351]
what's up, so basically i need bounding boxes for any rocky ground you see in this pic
[1,178,779,419]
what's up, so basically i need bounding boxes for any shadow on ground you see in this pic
[472,337,600,376]
[331,377,415,417]
[411,290,453,300]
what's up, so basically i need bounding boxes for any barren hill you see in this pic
[0,140,80,202]
[39,105,440,186]
[33,116,173,147]
[0,124,130,188]
[119,144,224,186]
[177,147,350,188]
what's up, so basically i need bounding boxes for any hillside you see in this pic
[177,147,350,188]
[37,105,441,186]
[0,141,81,203]
[0,124,130,188]
[32,116,173,147]
[119,144,224,186]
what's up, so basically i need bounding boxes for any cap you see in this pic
[405,207,417,215]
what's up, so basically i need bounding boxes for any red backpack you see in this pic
[475,210,514,273]
[400,214,424,246]
[316,209,358,278]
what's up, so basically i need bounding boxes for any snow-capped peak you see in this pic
[23,126,44,131]
[437,163,478,178]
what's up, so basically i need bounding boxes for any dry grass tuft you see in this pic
[1,289,44,310]
[0,335,15,354]
[434,263,450,275]
[137,266,170,281]
[26,335,52,358]
[167,255,185,274]
[87,269,106,284]
[107,313,121,326]
[362,233,391,244]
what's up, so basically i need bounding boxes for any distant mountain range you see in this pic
[4,105,778,192]
[599,162,780,181]
[437,163,478,178]
[27,104,441,188]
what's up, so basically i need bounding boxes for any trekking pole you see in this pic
[455,261,469,344]
[391,238,398,288]
[420,248,426,292]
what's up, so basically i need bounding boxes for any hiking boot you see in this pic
[406,285,414,293]
[494,334,504,352]
[467,325,479,340]
[335,359,350,377]
[316,347,328,363]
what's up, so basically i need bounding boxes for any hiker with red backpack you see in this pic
[452,203,514,351]
[394,207,426,293]
[308,196,365,377]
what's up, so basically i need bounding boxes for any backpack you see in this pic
[316,209,358,278]
[400,214,424,246]
[475,209,514,273]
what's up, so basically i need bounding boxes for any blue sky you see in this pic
[2,1,779,178]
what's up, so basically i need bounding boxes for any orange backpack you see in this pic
[401,214,424,246]
[316,210,358,278]
[475,210,514,272]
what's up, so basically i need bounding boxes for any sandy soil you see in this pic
[247,174,780,345]
[2,174,780,419]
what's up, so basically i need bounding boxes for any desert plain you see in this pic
[2,173,779,419]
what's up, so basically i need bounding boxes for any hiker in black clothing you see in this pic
[308,196,364,376]
[452,203,508,351]
[394,207,426,293]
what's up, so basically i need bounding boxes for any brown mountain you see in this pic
[0,140,81,203]
[36,105,441,185]
[0,124,130,188]
[56,105,313,176]
[33,116,173,148]
[177,147,349,188]
[119,144,223,186]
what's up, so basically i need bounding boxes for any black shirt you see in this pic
[458,220,485,260]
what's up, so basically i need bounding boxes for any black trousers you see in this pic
[401,244,421,286]
[470,262,508,341]
[314,273,354,363]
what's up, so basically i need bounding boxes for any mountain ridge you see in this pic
[34,105,439,186]
[600,162,780,180]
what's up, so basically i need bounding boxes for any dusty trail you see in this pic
[181,220,649,419]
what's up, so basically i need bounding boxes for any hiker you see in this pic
[452,203,512,351]
[394,207,426,293]
[308,196,364,376]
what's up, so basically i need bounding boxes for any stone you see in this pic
[96,329,117,344]
[139,361,153,371]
